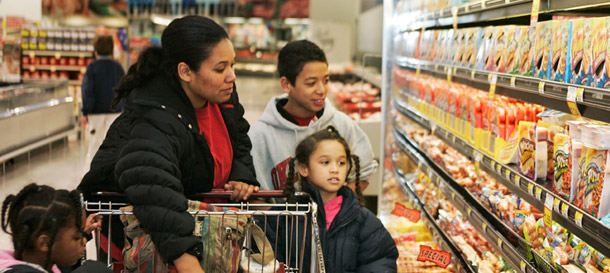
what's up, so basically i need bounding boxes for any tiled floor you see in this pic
[0,76,282,249]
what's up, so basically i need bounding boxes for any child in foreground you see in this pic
[1,183,108,273]
[272,126,398,272]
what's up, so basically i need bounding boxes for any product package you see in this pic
[591,17,610,88]
[518,121,537,180]
[475,26,495,71]
[567,121,587,203]
[551,19,571,82]
[534,21,551,79]
[463,27,483,68]
[570,18,593,85]
[494,26,509,73]
[554,133,572,200]
[506,26,524,74]
[519,26,535,76]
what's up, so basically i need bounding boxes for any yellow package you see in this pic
[518,121,537,180]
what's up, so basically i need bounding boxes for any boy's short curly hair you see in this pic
[94,35,114,56]
[277,40,327,86]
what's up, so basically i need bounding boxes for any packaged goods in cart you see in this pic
[591,17,609,88]
[534,21,551,79]
[551,19,571,82]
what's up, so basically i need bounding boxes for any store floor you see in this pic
[0,76,282,249]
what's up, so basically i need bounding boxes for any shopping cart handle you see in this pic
[93,189,286,198]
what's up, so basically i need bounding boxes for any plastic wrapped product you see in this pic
[554,133,572,200]
[574,145,610,218]
[518,121,537,179]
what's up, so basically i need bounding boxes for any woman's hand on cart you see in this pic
[224,181,260,201]
[174,253,205,273]
[84,213,102,234]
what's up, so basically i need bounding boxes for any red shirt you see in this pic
[195,103,233,190]
[283,108,317,126]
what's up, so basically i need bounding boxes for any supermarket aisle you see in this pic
[0,76,282,248]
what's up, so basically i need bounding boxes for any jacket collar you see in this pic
[129,74,197,124]
[301,183,359,228]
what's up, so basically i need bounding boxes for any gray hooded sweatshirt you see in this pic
[248,94,378,191]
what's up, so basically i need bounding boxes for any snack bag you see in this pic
[574,144,610,218]
[554,133,572,200]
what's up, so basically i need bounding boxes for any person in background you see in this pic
[248,40,378,195]
[270,126,398,272]
[0,183,108,273]
[80,35,125,169]
[78,16,259,273]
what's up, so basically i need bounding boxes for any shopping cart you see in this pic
[84,190,326,273]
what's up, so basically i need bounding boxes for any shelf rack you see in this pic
[22,50,94,58]
[393,96,610,258]
[391,165,475,273]
[399,0,610,32]
[22,65,86,72]
[392,121,556,273]
[395,56,610,124]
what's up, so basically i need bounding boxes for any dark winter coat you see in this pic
[264,184,398,273]
[77,74,258,262]
[81,57,125,116]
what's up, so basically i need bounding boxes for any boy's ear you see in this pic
[35,234,51,253]
[280,77,293,94]
[177,62,192,83]
[296,163,309,178]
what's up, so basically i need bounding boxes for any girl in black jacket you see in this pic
[77,16,259,272]
[275,126,398,272]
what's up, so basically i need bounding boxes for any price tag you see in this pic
[514,175,520,186]
[434,64,439,71]
[521,261,527,272]
[505,169,511,180]
[54,52,61,59]
[428,168,434,179]
[28,51,35,59]
[538,81,545,94]
[474,152,482,174]
[452,7,458,30]
[498,238,503,248]
[451,134,456,143]
[467,207,472,216]
[440,8,445,17]
[451,192,456,199]
[50,66,56,72]
[561,203,569,218]
[488,73,498,98]
[29,66,36,72]
[416,64,421,76]
[575,212,583,228]
[535,187,543,200]
[510,76,516,88]
[447,67,453,84]
[431,123,438,134]
[553,198,561,212]
[528,183,534,195]
[496,162,502,173]
[471,70,476,79]
[566,87,585,118]
[530,0,540,27]
[490,161,496,171]
[80,67,86,73]
[482,222,487,232]
[417,160,423,169]
[567,86,578,102]
[544,193,554,229]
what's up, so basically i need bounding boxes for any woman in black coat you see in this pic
[78,16,259,272]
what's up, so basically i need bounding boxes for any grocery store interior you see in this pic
[3,0,610,272]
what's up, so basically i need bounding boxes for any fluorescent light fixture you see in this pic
[224,17,246,24]
[151,14,173,26]
[247,17,264,24]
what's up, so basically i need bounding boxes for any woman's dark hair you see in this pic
[113,15,229,107]
[1,183,83,269]
[277,40,327,86]
[284,126,365,206]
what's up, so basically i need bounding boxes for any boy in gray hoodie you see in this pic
[248,40,378,192]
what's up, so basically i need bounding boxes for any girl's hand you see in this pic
[224,181,260,201]
[84,213,102,233]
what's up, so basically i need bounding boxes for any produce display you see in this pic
[329,80,382,121]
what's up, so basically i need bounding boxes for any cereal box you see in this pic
[550,19,570,82]
[453,29,465,66]
[575,146,609,218]
[519,26,535,76]
[554,133,572,200]
[434,30,445,62]
[591,17,609,88]
[534,21,551,79]
[494,26,510,73]
[506,26,523,74]
[570,18,593,85]
[463,27,483,68]
[475,26,495,71]
[444,29,456,65]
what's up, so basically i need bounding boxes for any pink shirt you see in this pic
[324,196,344,230]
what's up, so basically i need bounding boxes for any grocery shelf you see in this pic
[22,65,86,72]
[393,96,610,258]
[22,50,93,58]
[349,66,382,89]
[391,166,475,273]
[393,124,551,273]
[399,0,610,32]
[395,56,610,124]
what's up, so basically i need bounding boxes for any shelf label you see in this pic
[392,203,421,222]
[505,169,511,180]
[447,67,452,84]
[490,161,496,171]
[28,51,35,59]
[528,183,534,195]
[488,73,498,99]
[416,63,421,76]
[471,70,476,80]
[467,207,472,216]
[535,187,543,200]
[544,193,554,229]
[566,87,584,118]
[54,52,61,59]
[561,203,569,218]
[482,222,488,232]
[431,123,438,134]
[452,7,458,30]
[451,192,456,200]
[417,245,451,268]
[498,238,503,248]
[434,64,439,71]
[530,0,541,27]
[575,212,583,228]
[538,81,545,94]
[417,160,423,169]
[514,175,520,186]
[553,198,561,212]
[521,261,527,272]
[510,76,516,88]
[496,162,502,173]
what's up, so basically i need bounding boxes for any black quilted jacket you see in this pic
[78,74,258,262]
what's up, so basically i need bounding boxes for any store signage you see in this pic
[417,245,451,268]
[392,203,421,222]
